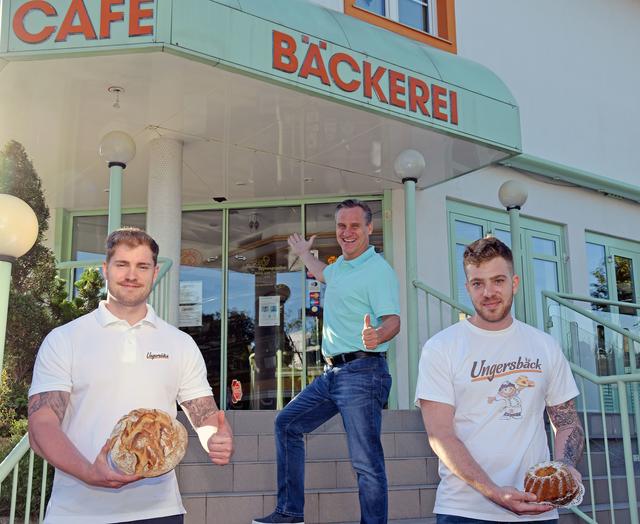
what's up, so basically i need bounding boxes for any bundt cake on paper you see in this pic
[524,461,580,506]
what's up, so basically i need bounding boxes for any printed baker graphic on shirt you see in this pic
[471,355,541,420]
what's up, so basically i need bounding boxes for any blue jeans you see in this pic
[437,515,558,524]
[275,356,392,524]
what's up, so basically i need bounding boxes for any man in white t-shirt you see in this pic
[28,228,234,524]
[415,237,584,523]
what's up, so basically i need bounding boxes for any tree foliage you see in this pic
[0,141,105,438]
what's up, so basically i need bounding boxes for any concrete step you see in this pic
[177,456,440,493]
[183,429,434,465]
[182,485,437,524]
[179,409,426,437]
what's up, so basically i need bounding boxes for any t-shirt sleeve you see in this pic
[545,338,579,406]
[368,263,401,319]
[29,329,73,396]
[414,338,455,407]
[177,335,213,405]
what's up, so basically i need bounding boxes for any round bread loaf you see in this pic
[109,408,188,477]
[524,460,580,506]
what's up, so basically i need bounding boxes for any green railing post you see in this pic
[618,380,639,524]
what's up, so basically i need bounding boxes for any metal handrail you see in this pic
[542,291,640,345]
[413,280,474,316]
[0,433,49,524]
[543,291,640,523]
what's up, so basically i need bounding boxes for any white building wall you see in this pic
[455,0,640,185]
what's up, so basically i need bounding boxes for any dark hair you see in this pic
[499,381,516,392]
[463,236,513,275]
[105,227,159,265]
[335,199,372,225]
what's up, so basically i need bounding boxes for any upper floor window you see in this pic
[355,0,434,34]
[345,0,456,53]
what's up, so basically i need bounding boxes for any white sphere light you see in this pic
[0,194,39,259]
[393,149,426,180]
[498,180,528,209]
[99,130,136,164]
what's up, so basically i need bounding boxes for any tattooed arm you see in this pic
[181,396,233,465]
[28,391,140,488]
[547,399,585,481]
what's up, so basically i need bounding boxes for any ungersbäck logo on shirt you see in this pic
[470,356,542,382]
[146,352,169,360]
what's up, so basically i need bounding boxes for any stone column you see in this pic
[146,137,183,326]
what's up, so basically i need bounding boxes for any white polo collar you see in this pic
[95,301,158,328]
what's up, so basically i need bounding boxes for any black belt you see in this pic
[325,351,386,367]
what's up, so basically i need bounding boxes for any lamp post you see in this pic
[98,131,136,233]
[498,179,528,322]
[394,149,426,406]
[0,194,39,370]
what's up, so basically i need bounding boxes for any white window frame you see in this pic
[356,0,438,35]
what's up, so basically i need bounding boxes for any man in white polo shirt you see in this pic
[28,228,233,524]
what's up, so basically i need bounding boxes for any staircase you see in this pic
[176,409,640,524]
[177,410,438,524]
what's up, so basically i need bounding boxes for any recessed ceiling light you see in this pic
[304,178,314,183]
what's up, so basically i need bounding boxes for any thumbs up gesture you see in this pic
[362,314,379,350]
[207,410,234,465]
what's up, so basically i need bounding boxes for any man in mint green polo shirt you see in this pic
[253,199,400,524]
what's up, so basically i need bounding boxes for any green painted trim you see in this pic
[446,200,568,327]
[586,231,640,255]
[155,0,174,43]
[219,208,229,408]
[0,0,11,53]
[501,154,640,205]
[53,208,70,262]
[300,204,308,389]
[181,194,385,211]
[382,189,398,409]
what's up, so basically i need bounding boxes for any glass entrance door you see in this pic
[226,206,304,410]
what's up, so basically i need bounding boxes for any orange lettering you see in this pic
[329,53,361,92]
[55,0,97,42]
[299,44,330,85]
[388,70,406,108]
[363,61,387,103]
[450,90,459,125]
[100,0,125,39]
[129,0,153,37]
[273,31,298,73]
[13,1,57,44]
[408,77,430,116]
[432,84,448,121]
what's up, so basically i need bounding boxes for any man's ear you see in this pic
[512,274,520,294]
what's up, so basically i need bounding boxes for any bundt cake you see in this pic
[524,461,580,506]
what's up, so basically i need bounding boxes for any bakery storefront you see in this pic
[0,0,520,409]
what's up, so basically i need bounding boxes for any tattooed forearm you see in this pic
[560,425,585,466]
[547,399,585,467]
[28,391,70,424]
[181,396,218,428]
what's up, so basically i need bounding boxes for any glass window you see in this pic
[455,220,482,242]
[178,210,224,404]
[304,201,384,378]
[226,206,303,410]
[586,242,609,306]
[354,0,386,16]
[493,228,511,247]
[398,0,430,32]
[533,258,559,328]
[531,236,557,257]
